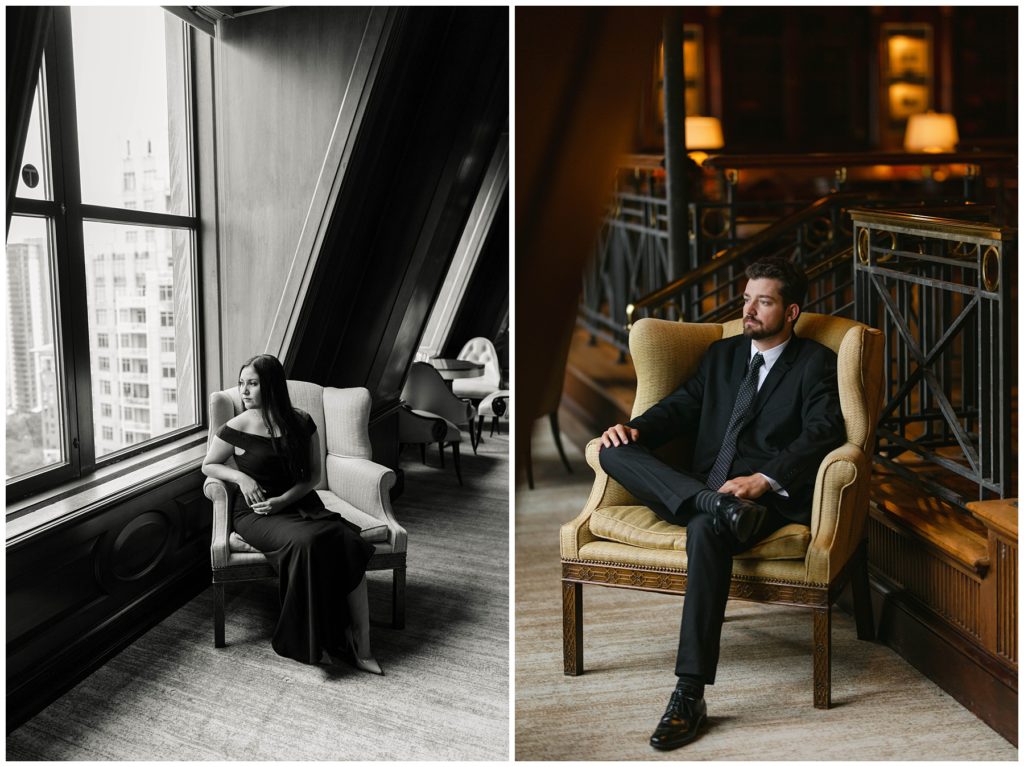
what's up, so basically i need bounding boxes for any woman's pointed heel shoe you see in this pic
[344,628,384,676]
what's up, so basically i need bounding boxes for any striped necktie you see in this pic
[706,352,765,490]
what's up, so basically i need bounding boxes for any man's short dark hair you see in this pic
[745,257,808,310]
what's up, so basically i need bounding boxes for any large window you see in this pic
[6,8,201,499]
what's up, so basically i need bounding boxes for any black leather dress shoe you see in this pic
[649,688,707,750]
[712,494,767,545]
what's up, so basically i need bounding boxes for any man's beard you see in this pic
[742,316,785,340]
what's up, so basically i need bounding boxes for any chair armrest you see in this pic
[204,476,234,569]
[398,406,449,442]
[560,439,640,560]
[326,456,407,553]
[805,442,872,584]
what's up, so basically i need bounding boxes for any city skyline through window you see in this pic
[6,8,199,496]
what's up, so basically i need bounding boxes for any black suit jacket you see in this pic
[626,332,844,522]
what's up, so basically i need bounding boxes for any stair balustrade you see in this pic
[851,208,1016,508]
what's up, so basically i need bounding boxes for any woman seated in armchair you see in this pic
[202,354,383,675]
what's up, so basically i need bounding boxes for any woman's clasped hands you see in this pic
[238,474,276,514]
[251,497,283,516]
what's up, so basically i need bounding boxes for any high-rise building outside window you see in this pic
[6,7,200,499]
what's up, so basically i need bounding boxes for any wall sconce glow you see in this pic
[685,115,724,165]
[904,111,959,153]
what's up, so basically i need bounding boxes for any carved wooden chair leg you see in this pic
[213,582,226,648]
[392,566,406,629]
[419,443,427,465]
[851,542,875,641]
[437,441,445,467]
[452,441,463,486]
[549,410,573,474]
[491,416,498,436]
[813,606,832,709]
[477,415,485,446]
[563,580,583,675]
[469,422,478,454]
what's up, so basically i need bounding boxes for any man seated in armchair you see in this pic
[597,257,845,750]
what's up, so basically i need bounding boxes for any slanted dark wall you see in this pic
[442,190,509,361]
[211,6,377,388]
[286,8,508,406]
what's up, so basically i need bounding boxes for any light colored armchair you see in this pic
[560,312,885,708]
[204,381,408,646]
[452,336,502,400]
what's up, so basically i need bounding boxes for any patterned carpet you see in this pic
[7,431,509,761]
[516,420,1018,761]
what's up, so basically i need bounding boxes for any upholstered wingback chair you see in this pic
[204,381,408,645]
[560,312,885,708]
[452,336,501,400]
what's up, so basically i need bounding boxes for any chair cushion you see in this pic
[589,505,810,561]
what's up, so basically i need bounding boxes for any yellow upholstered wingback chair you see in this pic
[559,312,885,708]
[204,381,408,646]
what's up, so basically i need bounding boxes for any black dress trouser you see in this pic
[598,442,791,684]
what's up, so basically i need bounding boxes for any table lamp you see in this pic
[685,115,724,165]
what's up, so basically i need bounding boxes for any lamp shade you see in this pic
[904,111,959,153]
[685,116,724,150]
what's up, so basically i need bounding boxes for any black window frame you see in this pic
[6,8,204,503]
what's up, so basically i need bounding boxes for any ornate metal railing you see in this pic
[581,179,996,358]
[581,190,872,355]
[852,209,1016,508]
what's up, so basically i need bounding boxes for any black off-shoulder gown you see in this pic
[216,411,374,664]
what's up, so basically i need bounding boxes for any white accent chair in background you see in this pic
[452,336,501,401]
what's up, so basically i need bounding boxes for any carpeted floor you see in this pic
[516,419,1018,761]
[7,431,509,761]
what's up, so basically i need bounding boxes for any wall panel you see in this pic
[212,6,379,387]
[6,471,208,730]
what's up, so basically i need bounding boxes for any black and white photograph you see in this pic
[6,4,508,760]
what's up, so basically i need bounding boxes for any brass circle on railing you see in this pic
[875,231,898,263]
[950,240,978,258]
[724,169,739,186]
[982,245,1000,291]
[701,208,731,239]
[857,228,870,265]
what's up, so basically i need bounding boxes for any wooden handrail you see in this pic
[847,208,1016,241]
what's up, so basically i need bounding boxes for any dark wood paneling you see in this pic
[952,6,1018,141]
[6,470,210,731]
[212,6,375,387]
[287,8,508,408]
[866,576,1017,746]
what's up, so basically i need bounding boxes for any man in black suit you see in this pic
[598,257,844,750]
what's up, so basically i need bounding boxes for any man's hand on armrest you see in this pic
[599,424,640,449]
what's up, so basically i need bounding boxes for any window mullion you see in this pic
[51,7,96,474]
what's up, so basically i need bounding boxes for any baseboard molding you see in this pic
[841,574,1018,746]
[6,565,210,734]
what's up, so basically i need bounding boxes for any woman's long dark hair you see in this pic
[238,354,311,481]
